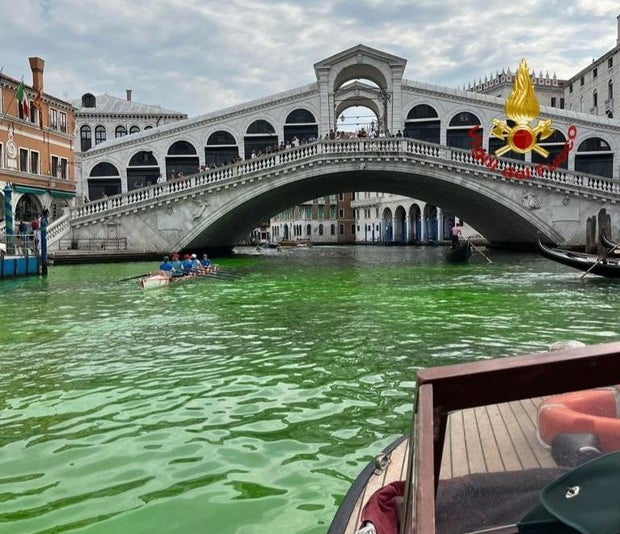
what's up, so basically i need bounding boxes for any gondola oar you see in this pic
[469,240,493,263]
[579,242,620,279]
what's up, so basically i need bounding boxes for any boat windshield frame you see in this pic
[401,340,620,534]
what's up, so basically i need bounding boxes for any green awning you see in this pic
[14,185,46,195]
[49,190,76,198]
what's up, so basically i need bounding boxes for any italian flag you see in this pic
[16,82,30,117]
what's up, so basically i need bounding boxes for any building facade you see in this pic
[564,15,620,119]
[71,91,186,202]
[0,57,76,228]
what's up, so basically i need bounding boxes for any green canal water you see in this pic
[1,245,619,533]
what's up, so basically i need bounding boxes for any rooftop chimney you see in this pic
[29,57,45,93]
[126,89,132,101]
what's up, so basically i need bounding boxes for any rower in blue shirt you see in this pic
[159,256,174,277]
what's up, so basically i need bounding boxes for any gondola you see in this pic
[445,239,471,263]
[600,229,620,253]
[537,239,620,278]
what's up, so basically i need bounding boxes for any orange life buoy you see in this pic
[538,386,620,452]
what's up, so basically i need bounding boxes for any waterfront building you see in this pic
[71,91,186,202]
[564,15,620,119]
[0,57,76,225]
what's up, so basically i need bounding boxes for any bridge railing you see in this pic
[66,137,620,227]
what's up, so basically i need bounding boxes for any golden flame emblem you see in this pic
[491,59,554,157]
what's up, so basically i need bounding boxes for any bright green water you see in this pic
[1,246,618,533]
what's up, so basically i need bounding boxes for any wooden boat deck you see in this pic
[341,397,554,533]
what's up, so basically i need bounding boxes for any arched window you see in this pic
[88,162,121,200]
[94,125,106,145]
[115,125,127,138]
[447,112,481,150]
[129,125,140,134]
[90,162,120,176]
[80,125,92,152]
[244,120,277,159]
[168,140,197,155]
[575,137,613,178]
[593,89,598,110]
[284,108,318,143]
[206,130,239,167]
[128,151,160,190]
[166,141,199,177]
[246,120,276,134]
[129,151,158,166]
[306,224,311,236]
[404,104,440,143]
[81,93,96,108]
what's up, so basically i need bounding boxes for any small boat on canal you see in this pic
[444,239,471,263]
[139,269,217,290]
[537,239,620,278]
[328,340,620,534]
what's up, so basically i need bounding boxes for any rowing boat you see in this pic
[138,269,217,290]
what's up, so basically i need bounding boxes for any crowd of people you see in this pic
[158,252,215,277]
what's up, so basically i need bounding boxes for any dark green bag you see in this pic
[518,451,620,534]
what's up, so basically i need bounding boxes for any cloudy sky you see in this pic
[1,0,618,119]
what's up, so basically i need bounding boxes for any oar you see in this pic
[116,272,152,283]
[468,240,493,263]
[579,242,620,279]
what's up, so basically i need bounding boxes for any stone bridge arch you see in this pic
[174,163,565,252]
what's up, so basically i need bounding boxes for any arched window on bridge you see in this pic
[574,137,613,178]
[80,125,92,152]
[205,131,239,167]
[244,120,278,159]
[404,104,440,143]
[130,125,140,134]
[447,112,481,150]
[127,151,160,190]
[284,108,318,144]
[88,162,121,200]
[166,140,199,178]
[115,125,127,138]
[530,129,567,168]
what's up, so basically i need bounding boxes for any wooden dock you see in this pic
[339,397,554,533]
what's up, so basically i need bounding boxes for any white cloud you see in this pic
[0,0,617,115]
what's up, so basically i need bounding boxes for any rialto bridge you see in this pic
[50,44,620,251]
[47,136,620,252]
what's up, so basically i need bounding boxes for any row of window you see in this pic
[569,56,614,92]
[16,104,68,133]
[80,110,319,153]
[0,144,68,178]
[80,124,148,150]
